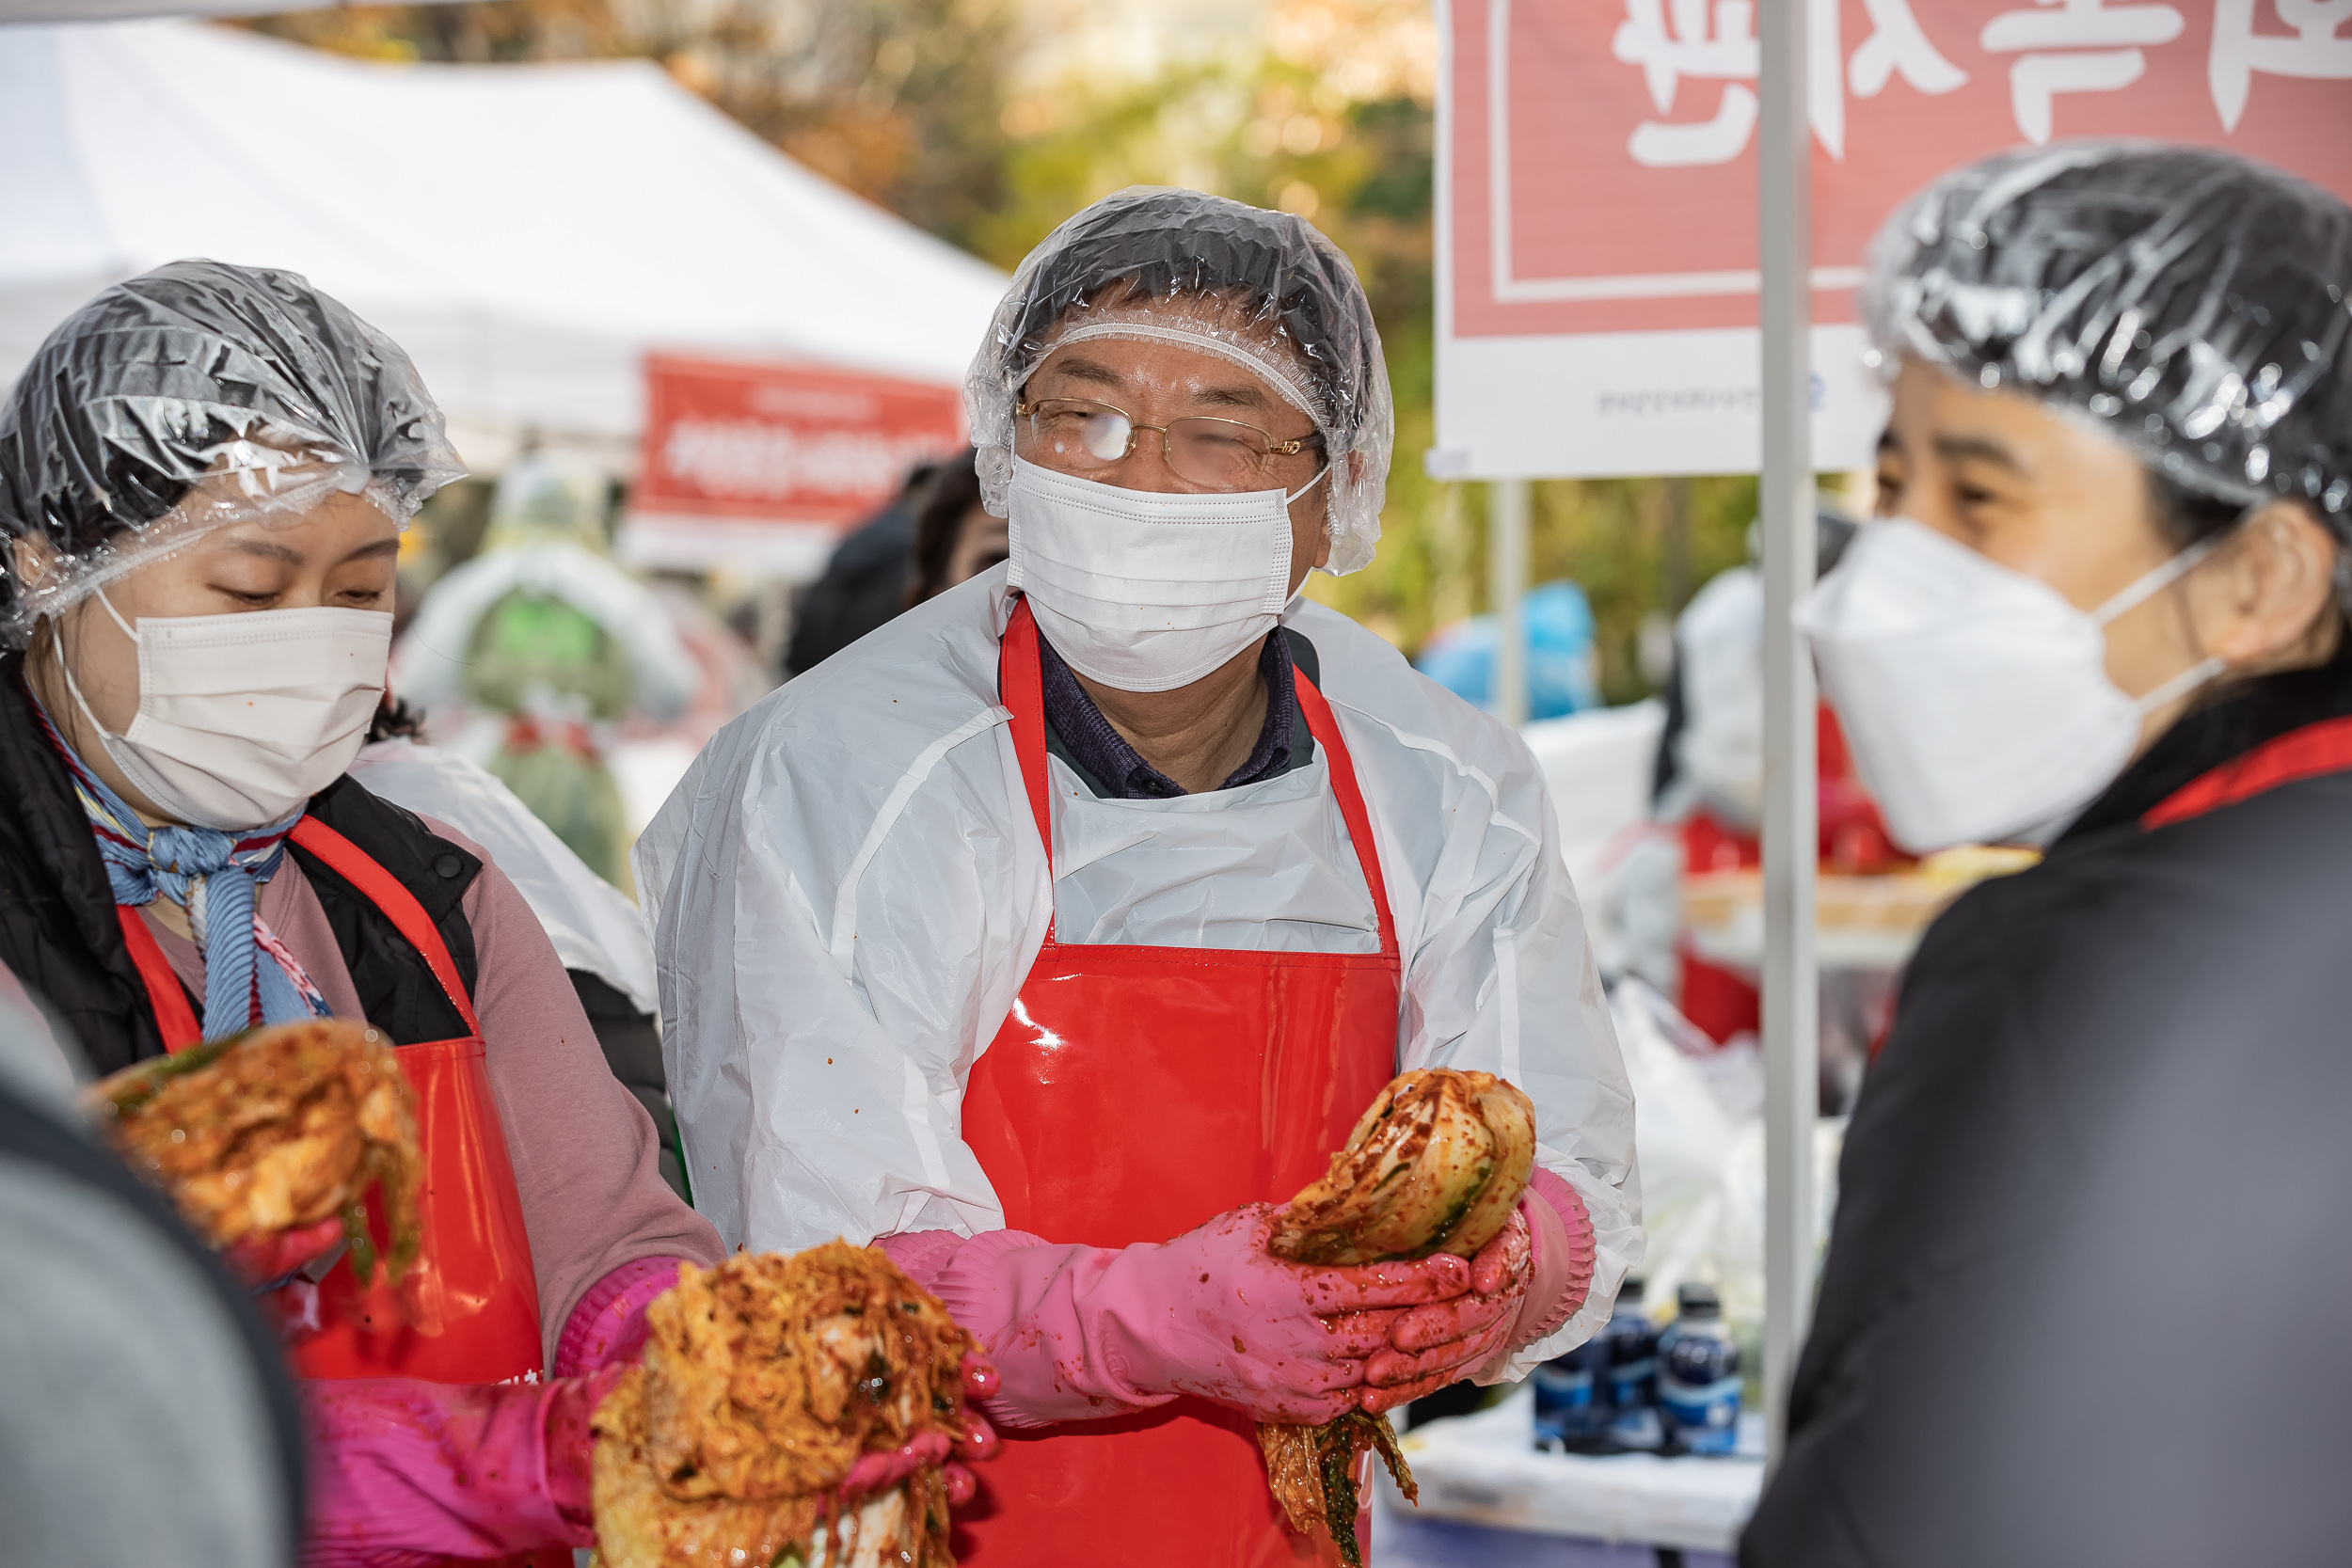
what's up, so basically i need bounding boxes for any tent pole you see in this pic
[1489,477,1530,726]
[1758,0,1820,1478]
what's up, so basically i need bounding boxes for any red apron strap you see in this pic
[999,599,1056,881]
[288,816,483,1037]
[1293,671,1400,963]
[2144,713,2352,829]
[117,906,203,1053]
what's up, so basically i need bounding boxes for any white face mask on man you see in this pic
[57,592,393,831]
[1799,517,2226,853]
[1006,454,1326,693]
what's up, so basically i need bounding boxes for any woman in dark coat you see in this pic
[1746,144,2352,1567]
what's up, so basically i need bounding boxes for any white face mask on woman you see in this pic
[1007,454,1326,693]
[1799,517,2225,853]
[58,594,393,830]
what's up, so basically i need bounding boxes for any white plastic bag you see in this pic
[1609,977,1841,1330]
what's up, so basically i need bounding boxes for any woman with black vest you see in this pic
[0,261,737,1564]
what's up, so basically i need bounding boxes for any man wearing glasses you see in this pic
[635,188,1639,1564]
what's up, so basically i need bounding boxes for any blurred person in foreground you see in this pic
[390,453,697,888]
[0,261,741,1564]
[637,188,1638,1564]
[0,989,304,1567]
[1744,144,2352,1566]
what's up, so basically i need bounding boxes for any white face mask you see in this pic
[1798,517,2225,853]
[59,594,393,831]
[1006,454,1325,693]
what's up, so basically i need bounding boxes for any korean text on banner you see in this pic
[1434,0,2352,482]
[621,355,965,574]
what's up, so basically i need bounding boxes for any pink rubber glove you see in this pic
[893,1203,1471,1429]
[302,1366,626,1564]
[304,1255,999,1564]
[1359,1169,1598,1414]
[552,1255,685,1378]
[830,1354,1003,1509]
[302,1256,688,1566]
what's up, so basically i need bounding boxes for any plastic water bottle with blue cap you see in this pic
[1658,1281,1742,1455]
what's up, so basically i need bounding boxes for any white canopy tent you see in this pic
[0,19,1008,458]
[0,1,461,21]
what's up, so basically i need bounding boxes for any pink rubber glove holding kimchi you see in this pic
[881,1201,1472,1429]
[1359,1169,1599,1413]
[300,1259,1000,1565]
[299,1257,682,1565]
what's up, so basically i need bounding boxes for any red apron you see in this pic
[957,601,1403,1566]
[119,814,555,1566]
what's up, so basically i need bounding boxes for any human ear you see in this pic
[2194,502,2341,669]
[1305,451,1367,574]
[1289,462,1336,577]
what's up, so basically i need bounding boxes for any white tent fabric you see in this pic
[0,20,1008,440]
[0,2,462,23]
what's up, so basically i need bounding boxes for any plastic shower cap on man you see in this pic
[965,186,1395,574]
[1862,141,2352,528]
[0,259,466,644]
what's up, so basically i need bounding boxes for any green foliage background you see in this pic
[246,0,1762,701]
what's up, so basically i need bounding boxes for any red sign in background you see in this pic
[1450,0,2352,340]
[635,355,965,528]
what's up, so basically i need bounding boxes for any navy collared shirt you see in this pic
[1038,629,1317,799]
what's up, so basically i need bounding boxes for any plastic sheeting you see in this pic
[965,188,1394,575]
[390,545,697,724]
[1416,582,1603,721]
[1665,566,1768,831]
[634,562,1641,1380]
[478,452,609,555]
[1518,699,1666,896]
[0,260,462,644]
[1044,752,1383,954]
[1865,141,2352,525]
[1609,979,1840,1336]
[347,737,658,1014]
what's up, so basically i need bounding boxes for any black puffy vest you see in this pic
[0,655,482,1076]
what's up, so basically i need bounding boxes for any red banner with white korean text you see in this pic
[1435,0,2352,480]
[621,355,965,573]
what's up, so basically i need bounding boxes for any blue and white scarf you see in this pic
[32,692,333,1040]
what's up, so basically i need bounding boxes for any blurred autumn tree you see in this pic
[245,0,1755,698]
[244,0,1017,248]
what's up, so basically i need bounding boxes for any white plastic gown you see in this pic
[635,568,1643,1373]
[347,737,660,1014]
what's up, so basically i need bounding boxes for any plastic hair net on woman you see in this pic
[1862,141,2352,545]
[0,259,466,645]
[966,187,1395,575]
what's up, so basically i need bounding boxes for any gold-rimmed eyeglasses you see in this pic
[1014,397,1326,492]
